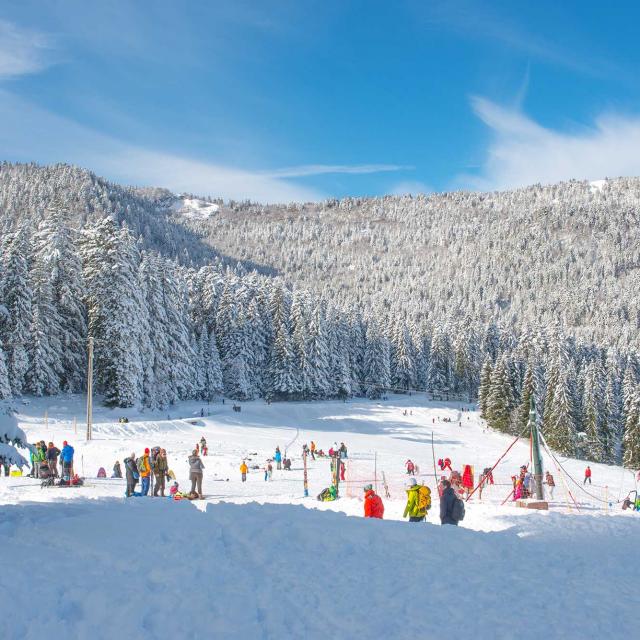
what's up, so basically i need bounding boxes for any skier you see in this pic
[124,453,139,497]
[544,471,555,499]
[274,447,282,470]
[363,484,384,519]
[46,442,60,478]
[310,441,316,460]
[584,466,592,485]
[60,441,75,481]
[138,448,152,496]
[188,449,205,499]
[112,460,122,478]
[440,478,462,526]
[405,459,415,475]
[153,449,169,497]
[402,478,429,523]
[240,461,248,482]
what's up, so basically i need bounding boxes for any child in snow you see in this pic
[584,466,592,485]
[544,471,555,499]
[267,462,273,480]
[170,481,179,498]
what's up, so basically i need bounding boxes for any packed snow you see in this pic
[1,395,638,639]
[173,196,220,220]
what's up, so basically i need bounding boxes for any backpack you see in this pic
[417,485,431,511]
[136,456,146,473]
[451,496,465,522]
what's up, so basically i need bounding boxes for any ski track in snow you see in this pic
[1,394,638,639]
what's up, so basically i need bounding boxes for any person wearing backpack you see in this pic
[153,449,169,497]
[363,484,384,519]
[124,453,139,497]
[60,441,74,480]
[440,478,464,525]
[403,478,430,522]
[137,448,151,496]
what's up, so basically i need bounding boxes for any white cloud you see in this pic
[0,20,55,78]
[0,91,323,203]
[466,96,640,190]
[266,164,408,178]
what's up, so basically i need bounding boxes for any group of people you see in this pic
[123,447,172,497]
[27,440,75,483]
[361,476,464,526]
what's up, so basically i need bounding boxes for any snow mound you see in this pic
[1,499,637,639]
[174,197,220,220]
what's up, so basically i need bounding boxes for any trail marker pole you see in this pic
[86,337,94,442]
[303,448,309,497]
[374,452,378,492]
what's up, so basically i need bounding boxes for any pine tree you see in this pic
[622,387,640,469]
[0,341,11,399]
[485,354,514,433]
[478,356,493,419]
[363,322,391,399]
[546,365,578,457]
[0,232,33,395]
[391,321,417,392]
[427,324,451,394]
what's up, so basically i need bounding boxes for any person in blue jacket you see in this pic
[60,441,74,480]
[274,447,282,470]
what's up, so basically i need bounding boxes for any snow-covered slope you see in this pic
[173,196,220,220]
[1,395,638,639]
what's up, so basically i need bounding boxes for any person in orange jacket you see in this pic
[363,484,384,519]
[139,448,151,496]
[240,461,248,482]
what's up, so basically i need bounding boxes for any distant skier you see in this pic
[200,437,208,456]
[363,484,384,519]
[544,471,555,499]
[274,447,282,470]
[112,460,122,478]
[405,459,416,476]
[240,461,248,482]
[310,441,316,460]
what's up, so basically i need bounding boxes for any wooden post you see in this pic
[374,451,378,492]
[86,337,94,441]
[73,417,77,435]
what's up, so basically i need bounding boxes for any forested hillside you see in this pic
[0,162,639,468]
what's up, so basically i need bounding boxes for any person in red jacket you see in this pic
[584,466,592,485]
[363,484,384,519]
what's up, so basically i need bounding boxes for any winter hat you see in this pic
[408,478,417,487]
[63,441,68,446]
[363,484,373,492]
[144,448,150,454]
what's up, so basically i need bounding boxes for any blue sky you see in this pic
[1,1,640,202]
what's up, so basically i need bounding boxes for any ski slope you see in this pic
[1,395,638,639]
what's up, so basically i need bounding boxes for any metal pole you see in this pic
[334,455,340,497]
[86,337,94,441]
[374,452,378,492]
[529,397,544,500]
[303,447,309,497]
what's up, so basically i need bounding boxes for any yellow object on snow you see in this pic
[10,470,22,477]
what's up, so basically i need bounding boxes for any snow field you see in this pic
[1,394,639,639]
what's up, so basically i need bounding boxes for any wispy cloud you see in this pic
[265,164,409,178]
[0,91,323,203]
[0,20,56,78]
[463,96,640,190]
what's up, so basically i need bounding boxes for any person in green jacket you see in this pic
[403,478,426,522]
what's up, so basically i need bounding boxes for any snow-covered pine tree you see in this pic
[604,357,624,463]
[622,387,640,469]
[363,321,391,399]
[478,356,493,419]
[546,365,578,457]
[484,354,515,434]
[0,341,11,399]
[0,232,33,395]
[80,219,146,407]
[391,320,417,392]
[427,324,452,394]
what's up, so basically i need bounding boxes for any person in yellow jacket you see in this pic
[240,461,248,482]
[403,478,427,523]
[139,448,151,496]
